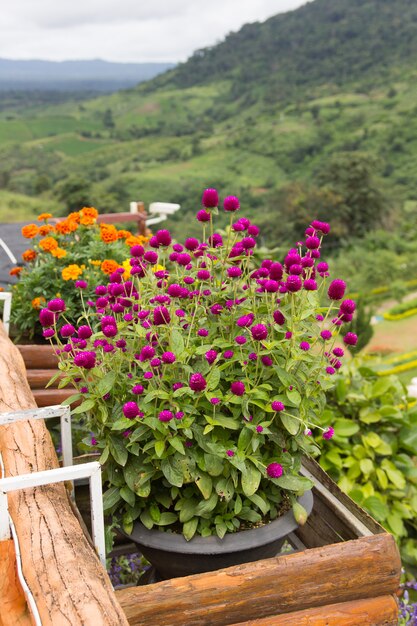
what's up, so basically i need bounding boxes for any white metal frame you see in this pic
[0,237,17,264]
[0,291,12,335]
[130,200,181,227]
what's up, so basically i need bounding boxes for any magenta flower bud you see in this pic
[328,279,346,301]
[183,276,194,285]
[273,310,285,326]
[301,256,315,268]
[289,264,302,276]
[197,269,211,280]
[227,266,242,278]
[286,275,302,292]
[305,236,320,250]
[144,371,153,380]
[223,195,240,212]
[304,279,318,291]
[268,262,283,280]
[123,402,139,419]
[248,224,259,236]
[156,229,172,246]
[326,366,335,375]
[172,382,184,391]
[91,437,98,446]
[226,449,235,457]
[158,410,173,422]
[132,384,144,395]
[103,344,114,353]
[149,235,160,248]
[196,209,211,222]
[39,308,56,327]
[103,324,117,338]
[312,220,330,235]
[241,237,256,250]
[285,331,292,339]
[323,426,335,440]
[175,411,184,420]
[316,314,324,321]
[144,250,158,264]
[210,304,223,315]
[261,356,273,366]
[43,328,55,338]
[320,330,332,340]
[271,401,284,412]
[162,351,176,364]
[264,280,279,293]
[95,285,107,296]
[130,244,144,257]
[140,345,155,361]
[235,335,247,345]
[189,373,207,392]
[333,347,344,357]
[231,381,245,396]
[150,358,161,368]
[256,425,263,433]
[300,341,310,351]
[75,280,88,289]
[343,332,358,346]
[202,188,219,208]
[340,299,356,314]
[248,352,257,361]
[184,237,199,250]
[210,397,220,405]
[266,462,283,478]
[205,349,218,365]
[96,297,109,309]
[60,324,76,338]
[317,262,329,274]
[173,243,183,252]
[223,350,234,359]
[198,328,209,337]
[176,253,192,266]
[153,306,171,325]
[251,324,268,340]
[73,351,96,369]
[237,313,254,328]
[47,298,66,312]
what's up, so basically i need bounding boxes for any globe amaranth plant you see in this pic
[41,189,357,540]
[10,208,149,339]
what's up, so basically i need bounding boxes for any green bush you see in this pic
[388,297,417,316]
[316,359,417,571]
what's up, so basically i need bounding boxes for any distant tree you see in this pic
[55,176,92,212]
[103,108,115,129]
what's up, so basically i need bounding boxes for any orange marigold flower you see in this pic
[22,249,37,262]
[67,212,81,223]
[80,215,96,226]
[10,267,23,276]
[22,224,39,239]
[37,213,53,221]
[117,230,132,239]
[39,236,59,252]
[51,247,67,259]
[125,235,149,247]
[55,219,78,234]
[0,287,4,292]
[62,264,83,281]
[80,206,98,220]
[39,224,55,236]
[101,259,119,275]
[100,224,118,243]
[31,296,46,309]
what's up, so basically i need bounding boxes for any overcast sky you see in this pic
[1,0,309,63]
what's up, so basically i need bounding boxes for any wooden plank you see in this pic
[0,539,32,626]
[26,369,62,389]
[115,533,400,626]
[17,345,58,370]
[32,387,74,407]
[0,323,128,626]
[229,595,399,626]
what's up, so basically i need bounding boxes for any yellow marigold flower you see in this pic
[22,249,37,262]
[31,296,46,309]
[51,247,67,259]
[100,224,118,243]
[122,259,132,280]
[101,259,119,275]
[10,267,23,276]
[152,264,165,273]
[37,213,53,221]
[21,224,39,239]
[80,206,98,220]
[39,224,55,236]
[80,215,96,226]
[62,264,83,281]
[39,236,59,252]
[118,230,132,239]
[90,259,102,267]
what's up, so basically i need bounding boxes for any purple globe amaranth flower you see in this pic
[231,381,245,396]
[266,462,283,478]
[235,335,247,345]
[158,410,173,422]
[80,386,88,393]
[248,224,259,237]
[248,352,257,361]
[304,279,318,291]
[237,313,254,328]
[150,358,161,368]
[261,356,273,367]
[227,266,242,278]
[343,332,358,346]
[196,209,211,222]
[132,384,144,395]
[198,328,209,337]
[323,426,335,440]
[202,188,219,208]
[305,235,320,250]
[175,411,184,420]
[226,449,235,457]
[269,262,283,280]
[285,331,292,339]
[289,264,302,276]
[311,220,330,235]
[340,299,356,314]
[232,221,245,232]
[317,261,329,275]
[205,349,218,365]
[320,330,332,340]
[43,328,55,338]
[326,366,336,375]
[271,401,285,412]
[189,373,207,392]
[130,244,144,257]
[144,371,153,380]
[286,275,302,292]
[241,237,256,250]
[316,314,324,321]
[251,324,268,341]
[47,298,66,312]
[184,237,199,251]
[103,344,114,353]
[172,382,184,391]
[123,402,139,419]
[91,437,98,446]
[75,280,88,289]
[103,324,117,338]
[116,338,126,349]
[161,351,176,364]
[175,309,186,318]
[333,347,344,357]
[78,325,93,339]
[300,341,310,351]
[73,351,96,369]
[223,195,240,212]
[301,256,315,268]
[210,304,223,315]
[60,324,76,338]
[328,279,346,301]
[96,297,109,308]
[144,250,158,264]
[176,253,192,266]
[95,285,107,296]
[153,306,171,325]
[264,280,280,293]
[156,229,172,246]
[223,350,234,359]
[210,397,220,405]
[39,308,56,327]
[140,346,156,361]
[209,233,223,248]
[273,310,285,326]
[197,269,211,281]
[256,425,264,433]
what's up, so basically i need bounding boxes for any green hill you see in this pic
[1,0,417,244]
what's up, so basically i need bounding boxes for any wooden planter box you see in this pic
[6,331,401,625]
[17,343,71,407]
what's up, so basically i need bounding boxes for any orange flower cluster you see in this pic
[101,259,119,275]
[39,224,55,236]
[37,213,53,221]
[10,267,23,276]
[55,218,78,235]
[79,206,99,226]
[0,287,4,292]
[39,236,59,252]
[22,249,37,262]
[31,296,46,309]
[117,230,132,239]
[21,224,39,239]
[62,264,83,281]
[100,224,119,243]
[125,234,149,247]
[51,247,67,259]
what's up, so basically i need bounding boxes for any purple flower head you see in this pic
[75,280,88,289]
[235,335,247,345]
[289,264,302,276]
[248,224,259,237]
[312,220,330,235]
[305,235,320,250]
[176,253,192,266]
[43,328,55,338]
[333,347,344,357]
[197,269,211,281]
[205,349,218,365]
[189,373,207,392]
[73,351,96,369]
[320,330,332,341]
[103,324,118,338]
[198,328,209,337]
[95,285,107,296]
[174,411,184,420]
[39,308,56,327]
[326,366,335,375]
[241,237,256,250]
[264,280,280,293]
[103,344,114,353]
[251,324,268,341]
[268,262,283,280]
[183,276,194,285]
[156,229,172,246]
[226,449,235,457]
[202,188,219,208]
[343,332,358,346]
[150,358,161,368]
[237,313,254,328]
[316,314,324,321]
[162,351,176,364]
[266,463,283,478]
[123,402,139,419]
[304,279,318,291]
[96,297,109,309]
[148,236,160,248]
[286,275,302,292]
[340,299,356,314]
[132,384,144,395]
[210,304,223,315]
[175,309,186,318]
[208,233,223,248]
[159,410,173,422]
[172,382,184,391]
[184,237,199,251]
[285,331,292,340]
[224,350,234,359]
[124,313,133,322]
[153,306,171,325]
[323,426,335,440]
[256,425,264,433]
[80,386,88,393]
[300,341,310,351]
[301,256,315,268]
[227,266,242,278]
[144,250,158,264]
[196,209,211,222]
[231,381,245,396]
[317,262,329,275]
[271,401,284,412]
[273,310,285,326]
[130,244,144,257]
[261,356,273,367]
[210,397,220,405]
[328,279,346,301]
[47,298,66,313]
[232,221,245,232]
[144,371,153,380]
[140,345,155,361]
[223,195,240,212]
[248,352,257,361]
[60,324,76,338]
[91,437,98,447]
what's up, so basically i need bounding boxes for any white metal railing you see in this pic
[0,237,17,265]
[130,200,181,227]
[0,291,12,335]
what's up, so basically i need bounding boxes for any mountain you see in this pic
[0,59,175,92]
[1,0,417,246]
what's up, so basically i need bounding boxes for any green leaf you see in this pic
[206,368,220,391]
[286,389,301,407]
[364,496,388,522]
[150,503,160,523]
[170,436,185,455]
[204,453,224,476]
[381,462,406,489]
[399,426,417,454]
[386,513,405,537]
[359,408,381,424]
[359,459,374,475]
[161,457,183,487]
[247,493,269,515]
[333,418,360,437]
[61,393,82,406]
[109,435,128,466]
[241,462,261,497]
[195,492,218,517]
[96,371,116,397]
[362,433,382,448]
[99,446,110,464]
[196,473,213,499]
[72,399,96,414]
[171,329,184,356]
[280,413,300,435]
[155,440,165,458]
[215,522,228,539]
[179,498,198,523]
[238,428,252,451]
[183,517,198,541]
[158,512,177,526]
[111,417,136,431]
[120,486,135,507]
[140,509,154,529]
[103,486,121,511]
[372,377,393,397]
[376,468,388,490]
[274,475,313,492]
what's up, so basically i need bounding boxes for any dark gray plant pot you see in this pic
[124,490,313,579]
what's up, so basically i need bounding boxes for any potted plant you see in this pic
[40,189,357,578]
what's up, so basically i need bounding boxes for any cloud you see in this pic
[0,0,309,63]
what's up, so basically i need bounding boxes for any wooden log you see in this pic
[115,533,400,626]
[17,344,58,370]
[0,323,128,626]
[0,539,32,626]
[229,595,399,626]
[32,387,75,408]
